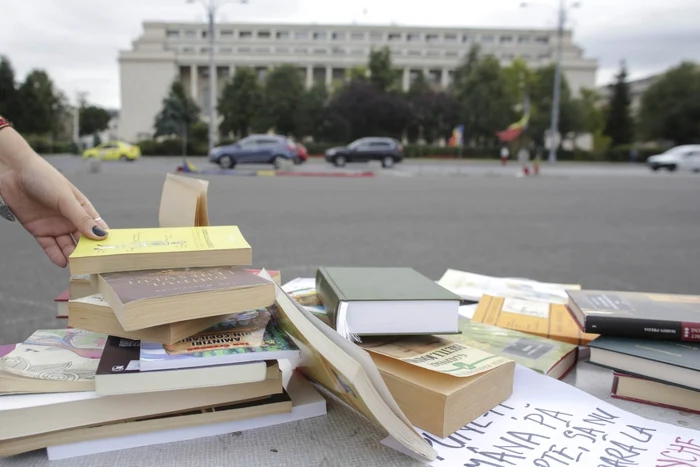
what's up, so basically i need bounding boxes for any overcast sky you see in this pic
[1,0,698,109]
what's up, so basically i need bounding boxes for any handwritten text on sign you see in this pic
[383,366,700,467]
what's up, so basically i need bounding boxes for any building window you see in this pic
[407,49,422,57]
[445,50,458,57]
[444,33,458,43]
[391,48,403,56]
[407,33,420,42]
[294,31,309,40]
[277,30,290,39]
[500,35,513,44]
[518,35,530,44]
[426,34,439,43]
[535,35,549,44]
[332,32,346,40]
[238,46,251,53]
[166,29,180,38]
[239,31,253,38]
[426,50,440,57]
[313,31,327,40]
[521,53,532,60]
[462,34,469,43]
[538,52,551,60]
[182,47,195,54]
[202,31,208,38]
[369,32,383,41]
[501,53,514,60]
[481,35,495,43]
[388,33,402,41]
[312,48,328,55]
[219,47,233,54]
[255,47,270,54]
[220,30,234,38]
[332,47,346,55]
[276,47,289,53]
[258,31,271,39]
[350,32,365,41]
[200,47,210,53]
[294,47,309,54]
[350,48,365,55]
[184,30,196,38]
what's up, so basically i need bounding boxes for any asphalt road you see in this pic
[1,157,699,343]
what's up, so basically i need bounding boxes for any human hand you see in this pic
[0,154,109,267]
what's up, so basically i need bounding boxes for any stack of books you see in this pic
[567,290,700,415]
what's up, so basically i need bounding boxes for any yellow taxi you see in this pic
[82,141,141,161]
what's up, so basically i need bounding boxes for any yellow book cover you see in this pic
[473,295,599,346]
[70,226,250,259]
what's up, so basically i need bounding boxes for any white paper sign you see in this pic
[502,297,550,319]
[384,365,700,467]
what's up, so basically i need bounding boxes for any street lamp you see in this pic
[521,0,580,163]
[187,0,249,155]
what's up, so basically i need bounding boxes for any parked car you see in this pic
[295,143,308,164]
[82,141,141,161]
[647,145,700,172]
[324,137,404,168]
[209,134,298,168]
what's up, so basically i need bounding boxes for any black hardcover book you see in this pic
[567,290,700,342]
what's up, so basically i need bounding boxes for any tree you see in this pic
[153,80,200,138]
[604,62,634,146]
[296,82,329,139]
[15,70,59,135]
[406,72,459,143]
[0,56,19,122]
[217,67,263,138]
[368,47,402,93]
[79,105,111,136]
[259,65,305,136]
[639,62,700,144]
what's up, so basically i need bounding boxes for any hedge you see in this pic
[24,135,79,155]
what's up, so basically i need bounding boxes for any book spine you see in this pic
[315,268,342,327]
[585,316,700,342]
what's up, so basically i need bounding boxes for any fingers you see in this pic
[57,193,108,241]
[36,236,68,268]
[72,186,108,230]
[56,233,78,262]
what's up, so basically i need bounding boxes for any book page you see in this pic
[159,174,209,228]
[383,364,700,466]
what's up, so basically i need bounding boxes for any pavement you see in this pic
[1,156,699,344]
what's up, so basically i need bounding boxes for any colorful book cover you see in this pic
[139,310,300,370]
[162,308,271,354]
[70,226,250,259]
[0,329,106,381]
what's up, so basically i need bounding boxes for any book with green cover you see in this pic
[316,267,460,341]
[438,317,578,380]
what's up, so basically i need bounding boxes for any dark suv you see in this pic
[324,137,404,168]
[209,134,300,168]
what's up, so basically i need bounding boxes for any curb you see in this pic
[276,171,375,178]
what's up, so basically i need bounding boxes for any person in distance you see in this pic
[0,116,109,267]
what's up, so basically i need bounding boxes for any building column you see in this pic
[325,66,332,88]
[229,64,235,79]
[402,68,410,91]
[441,68,449,88]
[190,65,198,103]
[306,65,313,89]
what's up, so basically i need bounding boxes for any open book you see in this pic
[259,270,437,462]
[158,173,209,227]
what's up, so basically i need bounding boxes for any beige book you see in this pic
[158,173,209,228]
[0,362,281,441]
[69,274,97,299]
[68,294,236,345]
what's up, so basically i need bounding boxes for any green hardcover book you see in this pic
[588,336,700,391]
[439,317,579,380]
[315,267,460,341]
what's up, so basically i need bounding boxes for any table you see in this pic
[2,358,698,467]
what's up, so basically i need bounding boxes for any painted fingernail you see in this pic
[92,226,107,237]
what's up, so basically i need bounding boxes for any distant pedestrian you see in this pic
[630,147,639,163]
[500,145,510,166]
[517,146,531,176]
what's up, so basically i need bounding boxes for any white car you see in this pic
[647,145,700,173]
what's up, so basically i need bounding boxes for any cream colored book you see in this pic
[69,274,97,299]
[158,173,209,228]
[68,226,252,275]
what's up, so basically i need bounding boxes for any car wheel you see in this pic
[219,155,235,169]
[650,165,660,172]
[273,156,286,169]
[334,155,346,167]
[120,155,128,161]
[381,156,395,168]
[692,168,700,173]
[667,165,677,172]
[293,157,302,165]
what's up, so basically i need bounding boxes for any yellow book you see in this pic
[473,294,599,346]
[68,226,252,275]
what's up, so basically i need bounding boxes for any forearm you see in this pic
[0,126,39,176]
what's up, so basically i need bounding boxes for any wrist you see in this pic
[0,126,41,175]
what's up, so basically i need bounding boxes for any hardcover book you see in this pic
[567,290,700,342]
[316,267,460,341]
[68,225,252,275]
[588,336,700,391]
[473,295,599,346]
[95,266,275,330]
[611,372,700,415]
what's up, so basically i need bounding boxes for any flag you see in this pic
[497,94,530,142]
[448,125,464,147]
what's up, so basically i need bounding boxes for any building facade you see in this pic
[118,21,598,143]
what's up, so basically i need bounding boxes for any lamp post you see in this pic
[521,0,580,163]
[187,0,248,155]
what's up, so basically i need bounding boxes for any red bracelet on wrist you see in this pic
[0,116,12,131]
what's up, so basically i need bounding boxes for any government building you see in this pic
[118,21,598,143]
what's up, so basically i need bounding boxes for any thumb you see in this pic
[58,194,108,240]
